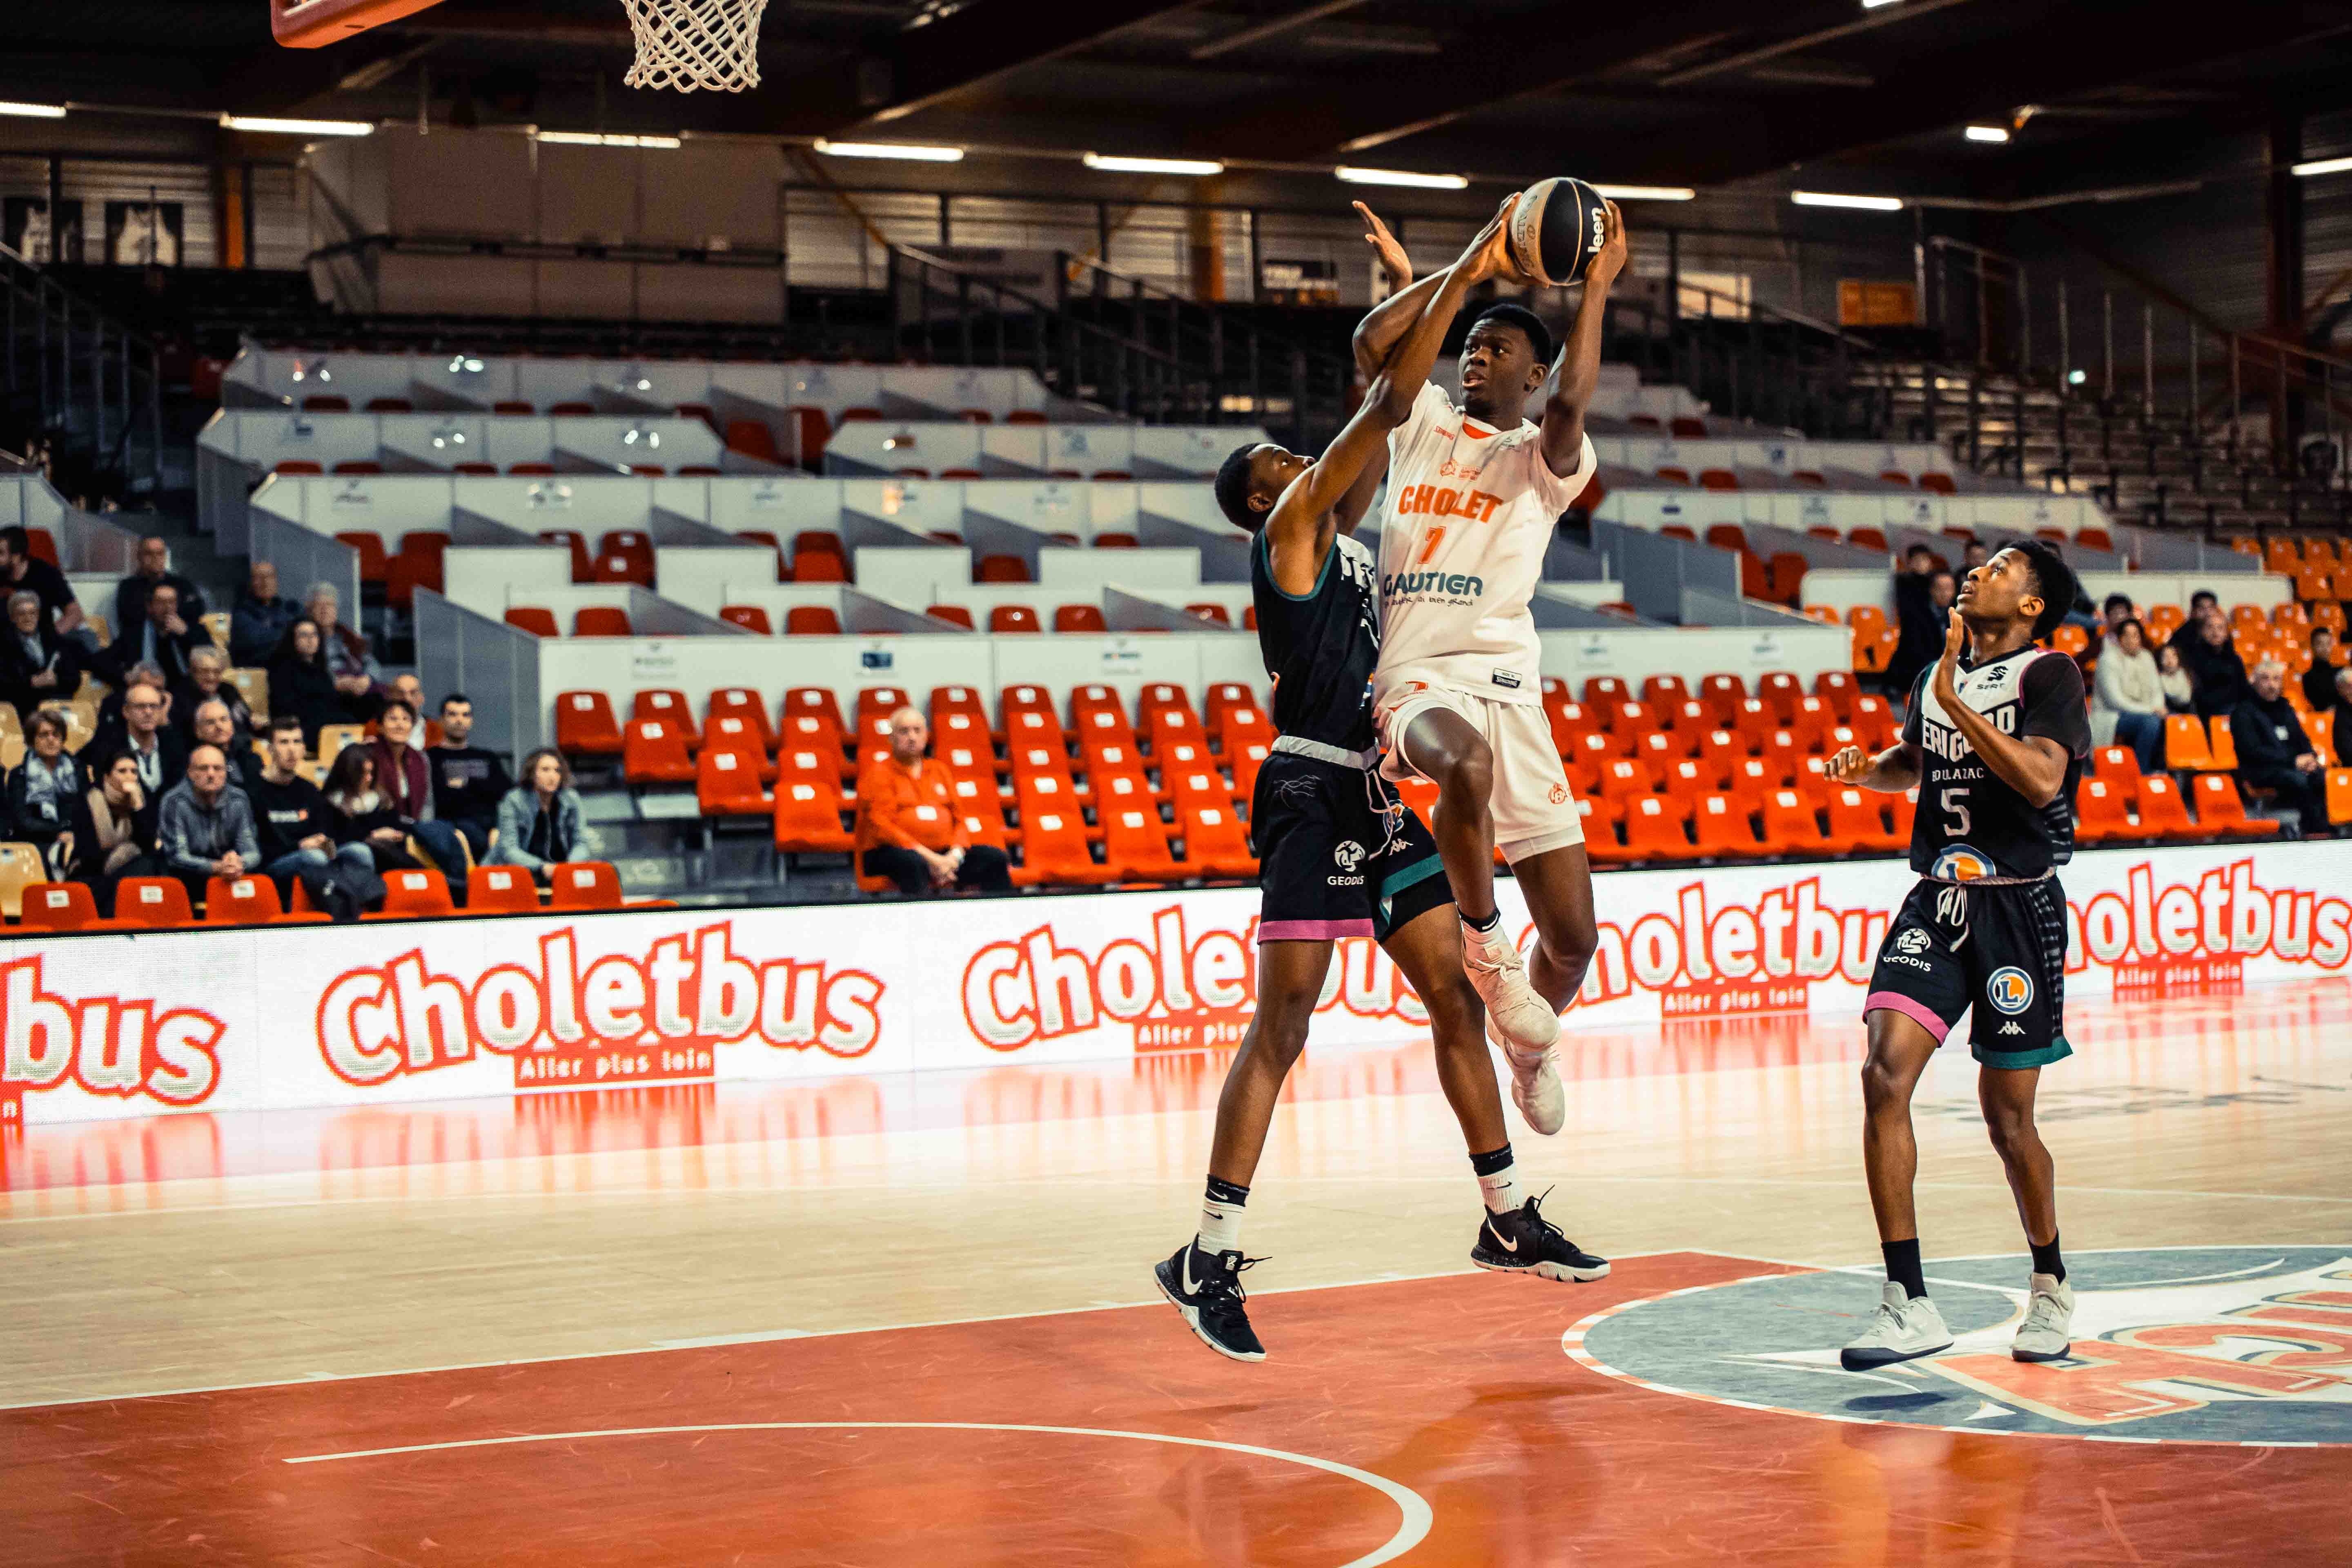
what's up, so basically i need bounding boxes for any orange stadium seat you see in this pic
[468,866,542,914]
[708,688,776,749]
[2190,773,2280,837]
[1179,804,1258,879]
[1761,789,1829,854]
[1693,793,1767,858]
[623,719,696,784]
[631,689,696,739]
[1622,795,1698,861]
[2133,774,2202,841]
[1828,788,1904,853]
[113,877,195,929]
[773,778,855,853]
[371,869,456,921]
[698,746,772,816]
[204,875,327,927]
[555,691,624,755]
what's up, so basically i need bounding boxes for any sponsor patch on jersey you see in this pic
[1929,844,1995,882]
[1893,926,1932,956]
[1333,840,1365,873]
[1986,965,2034,1015]
[1492,670,1520,690]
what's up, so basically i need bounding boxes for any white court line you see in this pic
[285,1421,1433,1568]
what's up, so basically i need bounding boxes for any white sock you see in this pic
[1477,1158,1524,1215]
[1196,1180,1247,1254]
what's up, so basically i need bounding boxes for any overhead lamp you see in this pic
[221,114,373,137]
[1861,0,1903,8]
[0,101,67,120]
[1792,190,1904,211]
[1965,125,2011,143]
[1083,153,1224,176]
[1336,166,1468,189]
[2292,154,2352,177]
[1593,183,1696,202]
[536,131,682,149]
[814,139,965,162]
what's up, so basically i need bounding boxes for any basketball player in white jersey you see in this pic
[1348,199,1627,1136]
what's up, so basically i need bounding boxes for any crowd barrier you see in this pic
[4,839,2345,1128]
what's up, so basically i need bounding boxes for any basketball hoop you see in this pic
[618,0,769,92]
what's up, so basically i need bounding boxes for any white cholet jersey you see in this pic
[1372,381,1596,706]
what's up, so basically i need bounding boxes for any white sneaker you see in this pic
[2011,1272,2075,1362]
[1840,1280,1953,1370]
[1501,1042,1566,1136]
[1462,919,1559,1055]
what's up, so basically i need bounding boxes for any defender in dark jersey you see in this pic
[1155,198,1604,1365]
[1824,539,2089,1372]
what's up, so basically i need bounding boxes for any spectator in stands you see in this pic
[428,693,512,865]
[2156,642,2197,714]
[1889,564,1956,695]
[247,714,376,920]
[2231,659,2329,836]
[2093,617,2167,775]
[1960,541,1990,575]
[229,560,301,668]
[175,648,252,750]
[92,679,185,796]
[156,743,258,903]
[0,588,83,722]
[267,618,345,749]
[388,673,429,747]
[490,748,587,880]
[365,699,466,879]
[2303,627,2340,711]
[114,535,207,635]
[70,750,159,915]
[321,747,428,873]
[2332,666,2352,768]
[188,699,256,789]
[0,524,87,642]
[4,711,82,877]
[98,581,207,690]
[2167,590,2220,657]
[2184,608,2251,719]
[2092,592,2134,654]
[855,705,1012,896]
[303,583,383,716]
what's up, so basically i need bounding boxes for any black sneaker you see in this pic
[1471,1192,1610,1282]
[1154,1243,1267,1362]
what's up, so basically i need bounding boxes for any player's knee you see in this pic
[1982,1104,2035,1160]
[1251,1002,1315,1069]
[1858,1055,1909,1114]
[1437,747,1492,808]
[1422,972,1484,1039]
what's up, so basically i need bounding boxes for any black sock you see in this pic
[1462,908,1501,934]
[1882,1238,1926,1301]
[2030,1232,2064,1283]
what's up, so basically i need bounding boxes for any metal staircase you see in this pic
[0,243,165,505]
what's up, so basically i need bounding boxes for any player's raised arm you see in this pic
[1271,199,1515,545]
[1539,198,1627,478]
[1927,612,2071,807]
[1348,201,1441,379]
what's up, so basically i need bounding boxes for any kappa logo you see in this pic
[1333,840,1366,873]
[1997,1020,2025,1036]
[1893,927,1932,956]
[1577,1247,2352,1443]
[1986,965,2034,1015]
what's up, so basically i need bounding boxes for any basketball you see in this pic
[1505,176,1611,287]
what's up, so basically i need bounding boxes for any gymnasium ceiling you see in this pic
[8,0,2352,200]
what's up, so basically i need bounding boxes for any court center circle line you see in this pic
[285,1419,1434,1568]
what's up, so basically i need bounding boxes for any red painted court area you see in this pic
[9,1252,2342,1566]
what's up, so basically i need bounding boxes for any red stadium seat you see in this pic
[1179,804,1258,878]
[538,529,594,581]
[773,777,853,852]
[989,606,1043,634]
[504,606,559,638]
[113,877,195,929]
[205,874,327,927]
[555,690,624,756]
[468,866,542,914]
[2133,774,2202,841]
[2072,776,2136,843]
[1102,804,1184,880]
[707,688,777,749]
[623,719,696,784]
[977,555,1030,583]
[698,746,773,817]
[1760,789,1829,854]
[547,862,625,910]
[1827,788,1904,852]
[369,869,456,921]
[786,606,843,635]
[1622,795,1698,862]
[2190,773,2280,837]
[335,531,389,583]
[720,605,773,634]
[927,605,975,629]
[1693,793,1767,858]
[573,607,632,637]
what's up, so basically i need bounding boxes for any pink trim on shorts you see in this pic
[1259,919,1374,944]
[1864,991,1952,1043]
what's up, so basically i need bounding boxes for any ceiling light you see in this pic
[0,101,67,120]
[814,139,965,162]
[1792,190,1904,211]
[536,131,682,149]
[2292,154,2352,178]
[1965,125,2011,143]
[1336,166,1468,189]
[1083,153,1224,176]
[1861,0,1903,8]
[1593,183,1697,202]
[221,115,374,137]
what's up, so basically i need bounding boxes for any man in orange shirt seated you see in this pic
[857,704,1013,895]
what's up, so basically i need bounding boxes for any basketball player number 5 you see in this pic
[1940,786,1970,836]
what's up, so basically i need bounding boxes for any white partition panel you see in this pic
[854,548,970,608]
[654,546,806,615]
[443,548,575,617]
[842,479,968,537]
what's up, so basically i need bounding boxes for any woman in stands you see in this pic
[2156,642,2196,715]
[268,619,345,751]
[321,748,428,873]
[70,750,160,916]
[5,711,84,878]
[489,748,585,882]
[2091,617,2166,775]
[366,700,467,880]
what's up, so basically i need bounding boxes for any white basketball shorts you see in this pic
[1373,676,1585,863]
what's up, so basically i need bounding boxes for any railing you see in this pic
[888,245,1356,446]
[1607,277,1900,441]
[0,240,164,502]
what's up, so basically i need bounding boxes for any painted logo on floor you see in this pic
[1570,1247,2352,1444]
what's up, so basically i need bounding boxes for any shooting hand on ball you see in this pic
[1588,199,1628,289]
[1462,194,1519,284]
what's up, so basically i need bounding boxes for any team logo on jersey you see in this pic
[1929,845,1995,882]
[1985,966,2034,1014]
[1548,782,1568,804]
[1333,840,1366,873]
[1893,927,1932,956]
[1570,1247,2352,1444]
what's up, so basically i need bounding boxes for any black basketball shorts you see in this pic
[1251,752,1451,945]
[1866,876,2073,1068]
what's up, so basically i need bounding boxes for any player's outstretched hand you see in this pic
[1354,202,1412,292]
[1824,744,1870,784]
[1931,600,1967,709]
[1463,194,1519,283]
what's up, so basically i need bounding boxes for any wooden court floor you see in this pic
[5,979,2349,1564]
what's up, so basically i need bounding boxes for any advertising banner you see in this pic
[5,841,2350,1127]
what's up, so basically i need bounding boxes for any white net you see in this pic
[619,0,770,92]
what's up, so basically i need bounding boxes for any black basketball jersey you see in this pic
[1902,647,2090,879]
[1251,528,1380,752]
